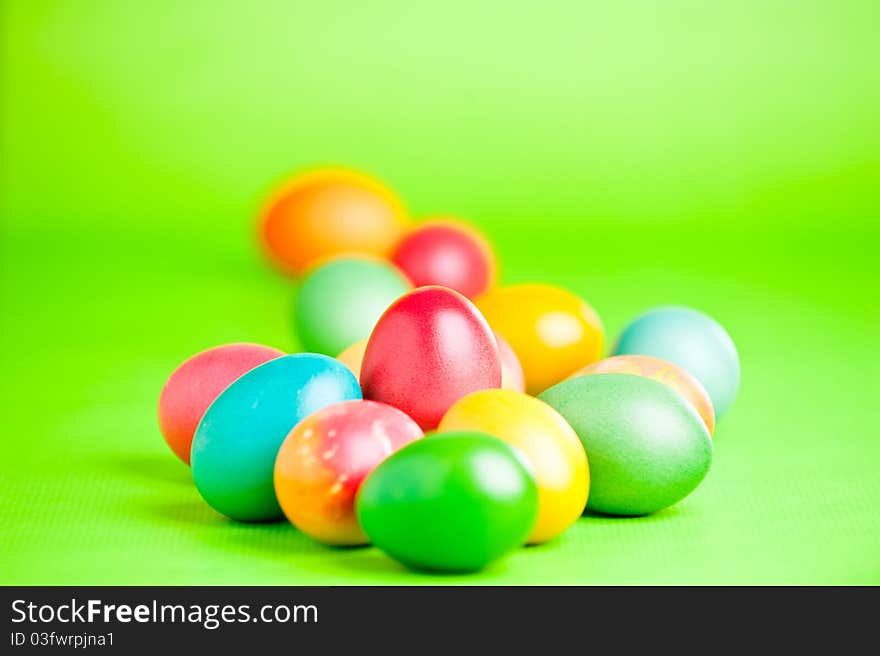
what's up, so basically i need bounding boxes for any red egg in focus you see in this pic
[391,220,496,299]
[158,343,285,465]
[274,400,422,545]
[360,286,501,429]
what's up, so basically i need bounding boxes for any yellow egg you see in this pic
[476,284,604,394]
[438,388,589,544]
[336,339,368,379]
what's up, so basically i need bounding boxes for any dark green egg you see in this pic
[539,373,712,516]
[355,431,538,572]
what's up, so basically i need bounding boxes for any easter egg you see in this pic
[191,354,361,521]
[274,400,422,545]
[360,286,501,429]
[390,220,496,298]
[157,343,285,465]
[336,339,368,379]
[259,168,409,275]
[438,389,588,544]
[495,332,525,393]
[570,355,715,435]
[539,374,712,516]
[356,431,538,572]
[294,257,411,355]
[477,284,604,395]
[613,306,740,417]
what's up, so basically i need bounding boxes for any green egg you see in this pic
[539,373,712,516]
[294,257,411,355]
[355,431,538,572]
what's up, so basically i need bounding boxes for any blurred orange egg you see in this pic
[259,168,409,275]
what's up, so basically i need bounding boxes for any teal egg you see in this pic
[191,354,361,521]
[294,257,411,355]
[539,374,712,516]
[356,431,538,572]
[613,306,740,417]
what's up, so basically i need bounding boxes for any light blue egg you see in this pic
[613,306,740,418]
[191,353,361,521]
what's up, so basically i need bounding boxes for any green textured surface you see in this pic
[1,0,879,585]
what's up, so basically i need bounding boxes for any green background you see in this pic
[2,0,878,585]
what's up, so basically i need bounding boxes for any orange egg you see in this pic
[569,355,716,435]
[476,284,604,395]
[336,339,368,379]
[258,168,409,275]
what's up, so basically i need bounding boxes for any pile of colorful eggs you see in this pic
[157,168,740,572]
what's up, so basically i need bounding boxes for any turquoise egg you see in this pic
[539,374,712,516]
[191,354,361,521]
[612,306,740,418]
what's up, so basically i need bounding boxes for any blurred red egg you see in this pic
[391,220,496,298]
[158,343,285,464]
[360,286,501,429]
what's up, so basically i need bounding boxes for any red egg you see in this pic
[274,400,423,545]
[495,331,525,393]
[391,220,496,299]
[360,286,501,429]
[158,343,285,464]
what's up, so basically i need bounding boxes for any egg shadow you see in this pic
[147,497,222,526]
[103,452,192,488]
[581,504,689,523]
[336,546,517,581]
[144,495,334,557]
[334,548,413,577]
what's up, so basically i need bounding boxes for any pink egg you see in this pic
[157,343,285,464]
[360,286,501,429]
[495,331,525,392]
[274,400,423,545]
